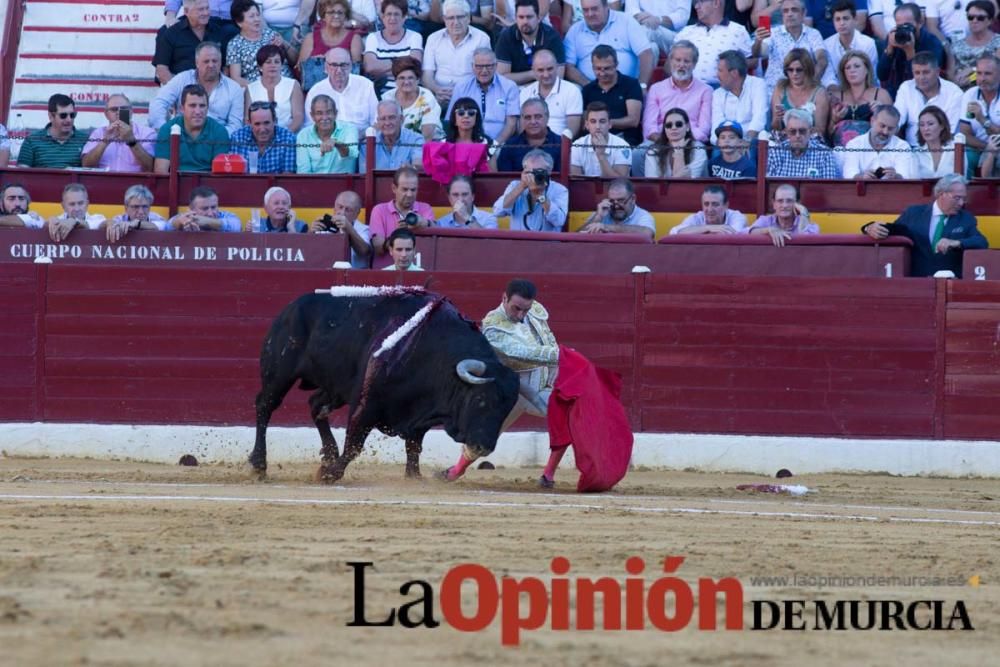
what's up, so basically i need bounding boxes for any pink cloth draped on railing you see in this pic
[422,141,490,184]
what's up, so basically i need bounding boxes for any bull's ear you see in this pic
[456,359,494,384]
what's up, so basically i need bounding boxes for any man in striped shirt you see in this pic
[17,94,89,169]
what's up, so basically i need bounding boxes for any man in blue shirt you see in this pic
[496,98,562,172]
[360,100,424,173]
[447,48,521,144]
[708,121,757,179]
[564,0,653,86]
[229,101,296,173]
[493,149,569,233]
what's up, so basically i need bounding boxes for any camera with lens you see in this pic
[320,213,340,232]
[894,23,915,45]
[531,168,550,187]
[403,212,419,226]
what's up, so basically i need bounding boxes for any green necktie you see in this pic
[932,214,946,246]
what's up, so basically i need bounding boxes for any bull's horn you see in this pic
[456,359,494,385]
[519,378,548,414]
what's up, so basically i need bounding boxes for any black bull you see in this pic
[250,291,521,482]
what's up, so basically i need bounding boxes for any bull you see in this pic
[250,288,523,482]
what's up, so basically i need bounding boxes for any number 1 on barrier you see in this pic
[884,263,893,278]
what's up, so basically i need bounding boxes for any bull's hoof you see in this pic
[404,467,423,480]
[248,459,268,480]
[435,467,458,483]
[316,465,344,484]
[538,475,555,489]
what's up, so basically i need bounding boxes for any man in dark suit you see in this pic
[862,174,988,277]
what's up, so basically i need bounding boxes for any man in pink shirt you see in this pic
[369,165,435,270]
[81,95,156,172]
[641,40,712,143]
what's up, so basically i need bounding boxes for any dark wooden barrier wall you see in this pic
[2,263,999,440]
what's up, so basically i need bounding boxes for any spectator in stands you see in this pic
[437,174,500,228]
[828,50,892,146]
[946,1,1000,91]
[863,174,987,277]
[384,57,444,141]
[958,55,1000,172]
[625,0,690,63]
[496,0,565,85]
[262,0,316,43]
[154,0,237,85]
[770,48,830,137]
[230,100,297,173]
[382,228,424,270]
[437,0,493,34]
[422,0,492,106]
[643,41,713,144]
[915,105,958,179]
[766,108,842,176]
[17,94,88,169]
[360,0,423,94]
[565,0,653,85]
[245,45,305,132]
[300,0,365,92]
[820,0,878,89]
[370,165,434,269]
[804,0,869,39]
[709,121,757,178]
[153,84,231,173]
[260,186,307,232]
[581,46,644,146]
[670,184,749,234]
[749,183,819,246]
[447,48,521,144]
[0,124,8,168]
[305,48,380,132]
[45,184,106,242]
[296,95,359,174]
[842,105,916,179]
[753,0,828,98]
[226,0,298,86]
[578,177,655,239]
[82,95,156,173]
[497,98,562,172]
[311,190,372,269]
[876,3,944,99]
[426,97,494,177]
[165,0,235,25]
[360,100,424,172]
[571,102,633,177]
[676,0,754,87]
[168,186,243,231]
[493,149,569,232]
[405,0,438,41]
[979,133,1000,177]
[644,107,708,177]
[712,50,767,145]
[519,50,582,138]
[105,185,170,243]
[895,51,962,147]
[0,184,45,230]
[149,42,244,135]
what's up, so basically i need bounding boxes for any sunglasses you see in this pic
[967,13,990,21]
[786,127,810,135]
[455,108,478,117]
[785,66,804,73]
[249,101,276,111]
[663,121,686,129]
[55,111,77,119]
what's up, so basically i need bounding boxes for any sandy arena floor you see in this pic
[1,456,998,666]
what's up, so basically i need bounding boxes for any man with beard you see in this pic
[578,178,655,240]
[642,40,712,143]
[842,105,915,179]
[229,101,297,173]
[518,49,582,137]
[497,98,562,172]
[17,94,89,169]
[0,183,46,231]
[496,0,565,85]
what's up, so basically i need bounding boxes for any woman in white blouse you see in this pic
[914,105,958,179]
[245,44,305,131]
[644,107,708,178]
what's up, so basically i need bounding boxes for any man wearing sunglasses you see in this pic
[16,94,89,169]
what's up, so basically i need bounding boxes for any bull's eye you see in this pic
[478,400,486,408]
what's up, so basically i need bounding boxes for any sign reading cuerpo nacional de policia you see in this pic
[1,229,349,268]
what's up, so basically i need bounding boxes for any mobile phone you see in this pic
[759,15,771,30]
[874,167,886,179]
[119,108,131,125]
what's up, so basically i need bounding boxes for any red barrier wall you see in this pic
[4,264,999,440]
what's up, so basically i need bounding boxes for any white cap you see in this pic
[631,265,651,273]
[933,270,956,279]
[332,261,353,269]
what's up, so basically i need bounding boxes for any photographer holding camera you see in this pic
[369,165,434,270]
[493,149,568,233]
[877,3,944,99]
[311,191,373,269]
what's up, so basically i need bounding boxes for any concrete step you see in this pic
[24,0,164,30]
[19,28,157,56]
[17,54,155,80]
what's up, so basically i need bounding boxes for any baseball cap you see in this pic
[716,121,744,138]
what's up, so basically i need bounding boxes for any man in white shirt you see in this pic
[305,48,379,132]
[842,105,916,178]
[894,51,963,145]
[519,49,583,137]
[958,54,1000,157]
[821,0,880,88]
[624,0,691,62]
[570,102,633,177]
[422,0,492,105]
[676,0,754,86]
[45,183,107,242]
[712,50,767,143]
[148,42,244,135]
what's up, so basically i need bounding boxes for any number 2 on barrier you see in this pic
[975,266,986,281]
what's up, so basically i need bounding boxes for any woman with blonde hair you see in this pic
[827,50,891,147]
[771,48,829,140]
